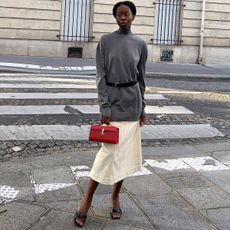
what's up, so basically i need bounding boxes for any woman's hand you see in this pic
[139,116,146,127]
[101,115,111,125]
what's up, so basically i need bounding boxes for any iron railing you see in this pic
[153,0,183,45]
[59,0,94,42]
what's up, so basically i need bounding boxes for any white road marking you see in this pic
[0,105,67,115]
[0,83,96,89]
[145,159,190,171]
[181,156,230,171]
[130,166,152,177]
[70,166,90,179]
[145,156,230,172]
[145,94,168,100]
[0,62,27,68]
[34,183,76,195]
[142,124,224,139]
[0,76,95,83]
[0,185,19,204]
[0,93,98,99]
[145,106,193,114]
[0,93,167,100]
[1,156,229,205]
[70,165,152,180]
[70,105,99,114]
[0,164,152,204]
[0,124,224,141]
[70,105,193,114]
[0,62,96,71]
[0,105,193,115]
[157,90,202,94]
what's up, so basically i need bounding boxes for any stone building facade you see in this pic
[0,0,229,64]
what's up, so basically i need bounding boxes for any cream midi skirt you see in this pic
[89,121,142,185]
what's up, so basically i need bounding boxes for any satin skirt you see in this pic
[89,121,142,185]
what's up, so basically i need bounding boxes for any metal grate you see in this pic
[153,0,183,45]
[60,0,93,42]
[161,49,174,61]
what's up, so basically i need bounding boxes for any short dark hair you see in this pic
[113,1,136,17]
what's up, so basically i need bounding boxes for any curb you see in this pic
[0,66,230,81]
[0,66,96,76]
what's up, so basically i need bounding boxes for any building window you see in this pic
[60,0,93,42]
[153,0,183,45]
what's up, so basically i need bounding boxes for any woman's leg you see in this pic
[75,178,99,226]
[110,180,123,218]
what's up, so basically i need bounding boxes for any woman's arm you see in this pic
[137,42,148,125]
[96,38,111,124]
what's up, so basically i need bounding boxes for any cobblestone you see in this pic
[3,154,12,159]
[0,78,229,162]
[1,143,7,150]
[0,136,229,162]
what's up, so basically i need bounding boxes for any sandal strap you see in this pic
[111,207,122,214]
[75,211,87,221]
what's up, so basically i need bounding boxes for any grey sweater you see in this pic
[96,28,148,121]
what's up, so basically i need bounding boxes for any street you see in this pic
[145,77,230,135]
[0,72,229,230]
[0,73,228,160]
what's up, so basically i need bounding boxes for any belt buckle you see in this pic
[114,82,119,87]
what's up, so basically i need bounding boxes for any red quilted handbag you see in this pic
[89,124,119,144]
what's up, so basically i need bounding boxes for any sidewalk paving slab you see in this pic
[200,208,230,230]
[136,195,217,230]
[29,210,104,230]
[0,202,46,230]
[178,186,230,209]
[0,142,230,230]
[91,193,156,230]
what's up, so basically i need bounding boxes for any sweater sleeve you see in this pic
[137,42,148,117]
[96,38,111,117]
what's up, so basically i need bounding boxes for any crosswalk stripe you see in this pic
[0,105,67,115]
[0,124,224,141]
[157,90,202,95]
[146,106,193,114]
[0,83,96,89]
[70,105,193,115]
[0,93,98,99]
[0,74,224,143]
[0,105,193,115]
[0,76,95,83]
[0,93,167,100]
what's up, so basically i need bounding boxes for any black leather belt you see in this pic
[106,81,137,87]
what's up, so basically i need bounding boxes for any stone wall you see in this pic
[0,0,229,63]
[182,0,230,47]
[0,0,61,40]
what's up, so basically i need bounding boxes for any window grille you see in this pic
[153,0,183,45]
[60,0,93,42]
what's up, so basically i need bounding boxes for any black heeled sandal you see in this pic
[110,207,122,219]
[74,211,87,227]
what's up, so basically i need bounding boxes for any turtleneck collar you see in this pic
[116,27,132,35]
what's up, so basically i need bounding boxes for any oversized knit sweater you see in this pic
[96,27,148,121]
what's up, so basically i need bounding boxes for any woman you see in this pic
[74,1,148,227]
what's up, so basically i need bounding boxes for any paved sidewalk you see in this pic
[0,141,230,230]
[0,55,229,79]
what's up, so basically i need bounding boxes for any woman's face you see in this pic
[115,5,134,29]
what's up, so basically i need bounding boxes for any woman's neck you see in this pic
[117,27,132,35]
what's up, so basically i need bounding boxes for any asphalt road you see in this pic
[146,77,230,135]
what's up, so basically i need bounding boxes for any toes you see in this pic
[75,218,83,227]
